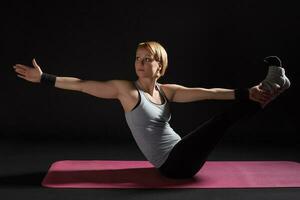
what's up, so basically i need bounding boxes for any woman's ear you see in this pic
[159,63,162,69]
[156,65,162,77]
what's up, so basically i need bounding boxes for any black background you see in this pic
[1,0,299,143]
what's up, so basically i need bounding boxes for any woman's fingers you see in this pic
[32,58,39,68]
[261,93,272,99]
[258,93,272,101]
[15,64,28,70]
[17,74,27,80]
[256,97,268,103]
[253,86,272,99]
[14,67,27,76]
[250,89,272,104]
[14,67,25,73]
[14,65,31,81]
[15,64,30,69]
[13,60,42,83]
[261,95,273,104]
[32,58,42,74]
[260,90,272,96]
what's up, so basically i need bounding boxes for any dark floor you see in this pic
[1,138,300,200]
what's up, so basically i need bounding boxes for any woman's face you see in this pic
[135,47,161,79]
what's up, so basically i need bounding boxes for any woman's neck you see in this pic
[137,78,158,96]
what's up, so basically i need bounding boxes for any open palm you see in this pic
[13,58,43,83]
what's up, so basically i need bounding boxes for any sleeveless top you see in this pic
[124,80,181,168]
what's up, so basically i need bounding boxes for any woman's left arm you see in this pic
[161,84,271,104]
[161,84,234,102]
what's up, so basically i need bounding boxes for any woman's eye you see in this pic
[145,58,151,62]
[136,57,140,61]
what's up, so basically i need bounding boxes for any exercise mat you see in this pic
[42,160,300,189]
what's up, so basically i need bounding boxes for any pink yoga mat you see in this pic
[42,160,300,189]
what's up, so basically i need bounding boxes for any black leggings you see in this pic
[158,97,261,179]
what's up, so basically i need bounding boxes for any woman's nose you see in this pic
[137,59,145,66]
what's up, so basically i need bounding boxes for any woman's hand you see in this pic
[249,83,273,106]
[13,58,43,83]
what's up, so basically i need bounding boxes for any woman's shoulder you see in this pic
[157,82,177,91]
[110,79,135,86]
[158,82,185,89]
[112,79,137,93]
[157,82,176,102]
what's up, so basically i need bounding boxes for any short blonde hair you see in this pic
[137,41,168,78]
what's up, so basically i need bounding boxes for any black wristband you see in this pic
[40,73,56,87]
[234,88,249,101]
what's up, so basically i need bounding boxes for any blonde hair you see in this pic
[137,41,168,78]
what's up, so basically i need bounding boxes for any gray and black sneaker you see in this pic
[261,56,291,94]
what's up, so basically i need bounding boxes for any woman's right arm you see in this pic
[55,77,121,99]
[13,58,123,99]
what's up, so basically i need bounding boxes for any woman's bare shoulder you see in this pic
[112,80,139,112]
[159,82,186,90]
[158,82,180,102]
[112,79,136,93]
[113,79,134,86]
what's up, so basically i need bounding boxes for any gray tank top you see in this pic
[125,80,181,168]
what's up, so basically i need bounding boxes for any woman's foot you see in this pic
[259,56,291,107]
[261,56,291,94]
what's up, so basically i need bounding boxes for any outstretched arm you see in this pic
[13,58,122,99]
[161,84,271,105]
[161,84,234,102]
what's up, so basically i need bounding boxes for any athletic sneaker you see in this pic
[261,56,290,94]
[260,56,290,107]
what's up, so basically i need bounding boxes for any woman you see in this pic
[13,41,290,179]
